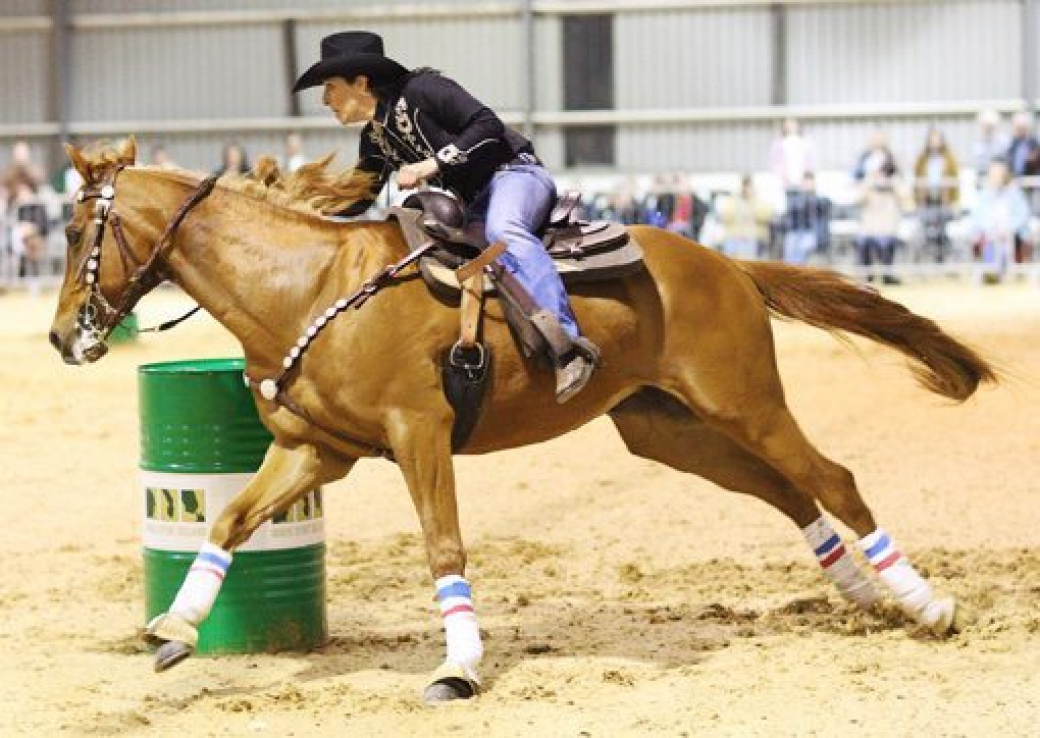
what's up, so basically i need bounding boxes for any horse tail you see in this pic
[735,261,998,402]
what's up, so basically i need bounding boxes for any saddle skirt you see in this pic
[389,191,645,298]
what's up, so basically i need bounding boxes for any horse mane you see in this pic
[223,153,377,217]
[78,141,376,218]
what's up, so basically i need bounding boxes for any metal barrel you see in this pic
[138,358,327,654]
[108,312,138,344]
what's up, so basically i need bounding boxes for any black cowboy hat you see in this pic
[292,31,408,93]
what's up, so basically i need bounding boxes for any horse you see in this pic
[49,138,997,703]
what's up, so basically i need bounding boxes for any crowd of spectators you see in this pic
[580,111,1040,283]
[4,115,1040,291]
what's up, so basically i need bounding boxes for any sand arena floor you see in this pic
[0,281,1038,736]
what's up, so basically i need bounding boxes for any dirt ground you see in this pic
[1,281,1038,737]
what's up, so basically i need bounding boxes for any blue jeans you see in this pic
[783,230,818,264]
[466,164,580,340]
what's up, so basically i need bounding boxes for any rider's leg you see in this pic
[477,164,599,401]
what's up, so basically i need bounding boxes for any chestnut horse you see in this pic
[50,139,995,703]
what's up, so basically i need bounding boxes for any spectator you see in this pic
[1006,111,1040,178]
[854,136,904,284]
[150,144,178,170]
[969,158,1031,282]
[973,109,1009,177]
[781,172,831,265]
[717,175,773,259]
[284,133,308,172]
[913,128,960,262]
[3,140,45,206]
[3,141,48,278]
[214,141,250,177]
[770,118,817,212]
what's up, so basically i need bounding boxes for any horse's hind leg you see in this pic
[684,384,958,634]
[610,389,880,610]
[144,441,354,670]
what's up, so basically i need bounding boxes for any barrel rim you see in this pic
[139,357,246,375]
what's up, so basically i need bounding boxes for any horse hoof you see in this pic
[154,640,193,672]
[423,677,476,704]
[929,597,960,637]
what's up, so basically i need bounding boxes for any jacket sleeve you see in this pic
[338,128,391,217]
[412,73,507,174]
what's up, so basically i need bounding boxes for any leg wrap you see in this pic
[169,542,232,625]
[435,575,483,673]
[802,516,880,609]
[859,529,948,627]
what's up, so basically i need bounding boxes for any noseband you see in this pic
[75,168,219,341]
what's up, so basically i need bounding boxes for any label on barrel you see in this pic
[141,471,324,552]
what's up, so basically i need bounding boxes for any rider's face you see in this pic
[323,76,377,126]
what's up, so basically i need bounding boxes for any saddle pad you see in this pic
[419,237,645,298]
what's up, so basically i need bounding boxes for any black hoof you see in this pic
[423,677,476,704]
[154,640,193,672]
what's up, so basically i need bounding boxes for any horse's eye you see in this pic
[65,225,82,246]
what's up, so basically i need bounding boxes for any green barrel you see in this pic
[139,358,326,654]
[109,311,139,344]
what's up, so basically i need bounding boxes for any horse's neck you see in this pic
[142,175,393,369]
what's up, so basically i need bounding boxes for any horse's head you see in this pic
[49,137,217,364]
[49,137,142,364]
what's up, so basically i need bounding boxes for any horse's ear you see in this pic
[117,135,137,164]
[64,142,92,181]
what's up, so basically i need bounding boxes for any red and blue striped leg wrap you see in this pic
[169,542,232,625]
[802,516,880,608]
[435,575,482,673]
[859,529,950,628]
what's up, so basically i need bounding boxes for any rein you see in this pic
[76,169,218,341]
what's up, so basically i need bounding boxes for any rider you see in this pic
[293,31,599,403]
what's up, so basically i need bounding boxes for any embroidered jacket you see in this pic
[341,69,534,215]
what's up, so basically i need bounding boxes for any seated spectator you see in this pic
[215,141,250,177]
[973,109,1009,178]
[969,158,1031,282]
[717,175,773,259]
[913,128,960,262]
[781,172,831,265]
[1006,111,1040,178]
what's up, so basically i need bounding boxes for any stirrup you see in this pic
[554,337,600,404]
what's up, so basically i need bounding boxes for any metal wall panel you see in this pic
[69,24,287,122]
[0,0,47,16]
[787,1,1021,105]
[70,0,491,15]
[615,7,773,110]
[295,16,524,116]
[0,31,49,124]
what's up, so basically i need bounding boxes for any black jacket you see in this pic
[342,69,534,215]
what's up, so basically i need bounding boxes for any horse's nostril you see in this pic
[49,331,61,350]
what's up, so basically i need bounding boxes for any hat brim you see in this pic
[292,54,409,93]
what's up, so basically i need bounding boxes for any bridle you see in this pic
[74,166,219,343]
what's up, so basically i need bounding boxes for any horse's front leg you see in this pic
[387,411,481,703]
[144,441,354,671]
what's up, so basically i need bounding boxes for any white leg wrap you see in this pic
[802,516,881,608]
[435,574,483,674]
[169,543,232,626]
[859,529,947,627]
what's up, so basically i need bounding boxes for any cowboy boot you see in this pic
[553,336,601,404]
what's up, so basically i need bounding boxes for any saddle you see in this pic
[387,191,644,452]
[397,191,644,296]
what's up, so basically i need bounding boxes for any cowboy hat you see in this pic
[292,31,408,93]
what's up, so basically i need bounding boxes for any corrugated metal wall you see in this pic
[0,1,1035,176]
[786,1,1021,104]
[615,7,773,110]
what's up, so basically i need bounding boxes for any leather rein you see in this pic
[74,166,218,342]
